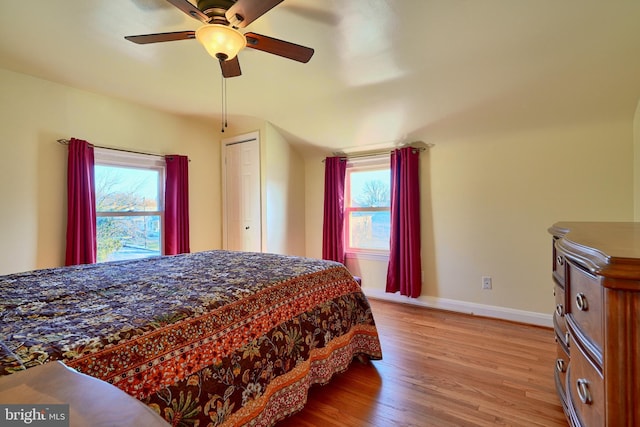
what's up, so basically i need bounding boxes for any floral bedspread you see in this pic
[0,250,382,426]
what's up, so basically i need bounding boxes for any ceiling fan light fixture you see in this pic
[195,24,246,61]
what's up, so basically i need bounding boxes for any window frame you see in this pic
[344,155,391,259]
[93,148,166,261]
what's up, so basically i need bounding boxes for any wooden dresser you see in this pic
[549,222,640,426]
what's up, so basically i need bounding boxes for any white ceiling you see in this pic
[1,1,639,153]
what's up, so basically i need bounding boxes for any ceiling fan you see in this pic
[125,0,315,78]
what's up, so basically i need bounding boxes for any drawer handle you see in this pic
[565,332,570,347]
[556,358,566,373]
[576,379,592,404]
[555,304,564,316]
[576,293,589,311]
[556,255,564,266]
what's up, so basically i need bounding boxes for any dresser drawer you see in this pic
[568,338,604,427]
[567,262,603,357]
[553,284,567,340]
[553,240,566,286]
[555,342,569,400]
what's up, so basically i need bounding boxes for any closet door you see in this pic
[222,132,262,252]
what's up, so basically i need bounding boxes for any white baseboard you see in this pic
[361,287,553,328]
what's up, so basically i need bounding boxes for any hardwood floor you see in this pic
[277,298,567,427]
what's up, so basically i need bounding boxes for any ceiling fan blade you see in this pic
[244,32,314,63]
[226,0,283,28]
[125,31,196,44]
[166,0,210,23]
[220,56,242,78]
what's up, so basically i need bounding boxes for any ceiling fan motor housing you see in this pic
[197,0,236,24]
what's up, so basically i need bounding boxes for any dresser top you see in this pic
[549,222,640,281]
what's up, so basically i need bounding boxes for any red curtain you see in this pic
[65,138,97,266]
[386,147,422,297]
[322,156,347,264]
[165,155,190,255]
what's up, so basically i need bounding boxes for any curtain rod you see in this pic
[57,139,169,159]
[323,143,433,162]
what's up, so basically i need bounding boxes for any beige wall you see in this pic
[305,119,634,322]
[263,123,306,256]
[0,68,221,275]
[635,100,640,220]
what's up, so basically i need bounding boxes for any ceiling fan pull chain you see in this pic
[221,71,225,133]
[224,77,229,130]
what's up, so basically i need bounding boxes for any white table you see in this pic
[0,362,169,427]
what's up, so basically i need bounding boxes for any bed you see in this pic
[0,250,382,426]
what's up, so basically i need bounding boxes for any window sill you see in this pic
[345,251,389,262]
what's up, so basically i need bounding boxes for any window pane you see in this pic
[95,165,159,212]
[349,169,390,208]
[97,215,161,262]
[348,210,390,250]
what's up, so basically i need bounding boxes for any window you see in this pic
[94,148,165,262]
[344,156,391,254]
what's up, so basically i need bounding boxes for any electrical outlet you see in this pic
[482,276,492,290]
